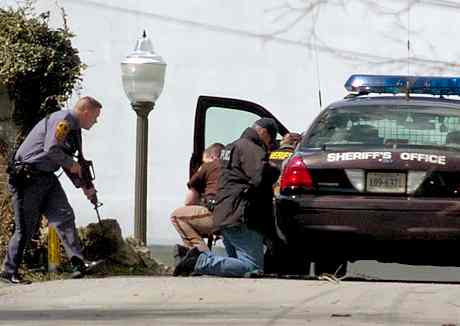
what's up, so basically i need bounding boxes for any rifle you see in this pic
[61,128,104,232]
[63,157,104,232]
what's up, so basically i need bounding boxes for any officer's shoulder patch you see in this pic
[55,120,70,142]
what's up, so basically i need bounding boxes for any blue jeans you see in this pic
[194,224,264,277]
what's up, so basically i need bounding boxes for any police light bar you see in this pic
[345,74,460,96]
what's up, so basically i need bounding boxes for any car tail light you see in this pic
[280,156,313,193]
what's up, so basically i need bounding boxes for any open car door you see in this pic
[191,96,288,176]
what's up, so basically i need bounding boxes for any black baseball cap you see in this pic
[254,118,278,141]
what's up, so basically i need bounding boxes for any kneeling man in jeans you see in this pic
[174,118,280,277]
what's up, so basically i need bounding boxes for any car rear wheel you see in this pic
[264,241,311,276]
[313,260,348,278]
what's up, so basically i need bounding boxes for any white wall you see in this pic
[3,0,460,244]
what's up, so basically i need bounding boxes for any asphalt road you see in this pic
[347,261,460,283]
[1,276,459,325]
[152,245,460,283]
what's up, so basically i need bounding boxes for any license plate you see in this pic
[366,172,406,193]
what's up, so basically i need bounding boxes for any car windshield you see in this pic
[303,104,460,150]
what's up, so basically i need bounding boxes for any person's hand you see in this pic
[69,162,82,177]
[83,187,97,203]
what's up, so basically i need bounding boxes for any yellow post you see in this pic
[48,225,60,272]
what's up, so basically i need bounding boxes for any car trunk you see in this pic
[298,148,460,197]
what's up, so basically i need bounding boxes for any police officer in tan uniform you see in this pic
[264,132,302,274]
[0,96,102,284]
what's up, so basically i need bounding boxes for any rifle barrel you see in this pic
[94,203,104,234]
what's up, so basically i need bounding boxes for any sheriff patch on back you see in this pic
[270,132,301,195]
[269,132,301,170]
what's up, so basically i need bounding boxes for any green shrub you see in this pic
[0,1,85,138]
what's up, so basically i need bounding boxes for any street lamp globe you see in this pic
[121,30,166,104]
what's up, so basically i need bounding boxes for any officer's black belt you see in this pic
[10,162,53,177]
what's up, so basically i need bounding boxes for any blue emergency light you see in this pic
[345,74,460,96]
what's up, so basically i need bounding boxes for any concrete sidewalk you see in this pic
[1,276,459,325]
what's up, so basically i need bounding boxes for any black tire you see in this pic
[264,242,310,276]
[314,260,347,278]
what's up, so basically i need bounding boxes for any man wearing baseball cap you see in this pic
[174,117,280,277]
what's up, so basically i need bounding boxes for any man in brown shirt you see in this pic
[170,143,224,253]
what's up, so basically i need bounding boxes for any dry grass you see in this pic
[0,190,14,263]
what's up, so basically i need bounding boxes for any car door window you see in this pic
[205,106,267,148]
[191,96,288,177]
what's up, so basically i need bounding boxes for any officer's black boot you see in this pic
[173,247,201,277]
[173,244,189,265]
[0,271,31,285]
[70,257,103,279]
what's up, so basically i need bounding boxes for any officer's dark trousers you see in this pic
[3,174,83,274]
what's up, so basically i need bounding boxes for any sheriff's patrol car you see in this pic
[192,75,460,277]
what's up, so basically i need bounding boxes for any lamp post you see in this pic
[121,31,166,244]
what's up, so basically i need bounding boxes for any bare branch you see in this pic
[265,0,460,74]
[54,0,69,32]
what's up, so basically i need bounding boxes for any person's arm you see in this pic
[43,119,76,169]
[184,188,200,205]
[239,143,280,192]
[185,165,206,205]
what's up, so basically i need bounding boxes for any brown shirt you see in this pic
[187,160,221,202]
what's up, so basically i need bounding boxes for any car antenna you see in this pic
[405,80,411,100]
[406,5,411,76]
[405,6,411,101]
[314,43,323,109]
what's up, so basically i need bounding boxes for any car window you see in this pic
[205,106,282,147]
[303,105,460,150]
